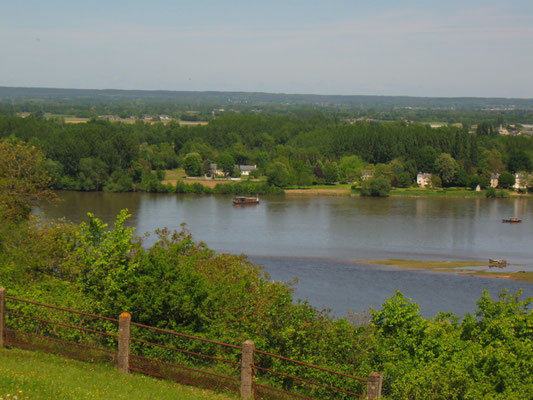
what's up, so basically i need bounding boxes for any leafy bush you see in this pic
[486,187,510,198]
[498,172,515,189]
[360,177,391,197]
[486,187,497,198]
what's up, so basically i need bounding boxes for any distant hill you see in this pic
[1,86,533,110]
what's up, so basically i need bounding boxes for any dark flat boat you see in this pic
[232,196,259,205]
[502,218,521,223]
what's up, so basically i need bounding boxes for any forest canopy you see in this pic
[0,113,532,193]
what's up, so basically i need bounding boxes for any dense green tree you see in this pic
[0,140,56,220]
[104,169,134,192]
[414,146,438,173]
[266,161,290,187]
[339,155,364,182]
[323,161,339,184]
[435,153,458,186]
[230,166,241,178]
[476,121,496,136]
[313,161,324,179]
[429,174,442,188]
[498,171,515,189]
[506,149,532,173]
[217,152,235,176]
[182,152,202,176]
[481,149,506,174]
[78,157,109,191]
[374,163,394,184]
[396,172,412,188]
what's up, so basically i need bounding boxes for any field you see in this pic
[178,120,209,126]
[0,348,235,400]
[15,113,210,126]
[162,169,266,188]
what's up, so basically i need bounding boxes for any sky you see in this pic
[1,0,532,98]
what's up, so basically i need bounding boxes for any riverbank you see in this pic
[356,259,533,283]
[284,186,530,198]
[162,169,529,198]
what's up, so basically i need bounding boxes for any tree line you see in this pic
[0,113,532,193]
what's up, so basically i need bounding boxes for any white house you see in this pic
[513,173,528,191]
[208,163,225,177]
[237,165,257,176]
[360,170,374,181]
[498,124,510,136]
[490,173,500,188]
[417,172,432,188]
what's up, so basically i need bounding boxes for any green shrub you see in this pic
[360,177,391,197]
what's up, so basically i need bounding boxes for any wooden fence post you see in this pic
[240,340,255,399]
[117,312,131,373]
[0,288,5,348]
[367,372,382,400]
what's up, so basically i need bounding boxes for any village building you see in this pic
[98,115,119,121]
[498,124,510,135]
[360,170,374,181]
[207,163,224,177]
[513,173,529,191]
[416,172,432,188]
[207,164,257,177]
[159,115,171,121]
[237,165,257,176]
[490,173,500,188]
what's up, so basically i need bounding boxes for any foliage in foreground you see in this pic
[1,209,532,399]
[0,140,56,220]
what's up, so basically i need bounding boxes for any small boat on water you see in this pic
[489,258,507,266]
[502,218,521,223]
[232,196,259,205]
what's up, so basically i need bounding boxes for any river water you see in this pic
[38,192,533,317]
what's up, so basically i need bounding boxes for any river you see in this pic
[38,192,533,318]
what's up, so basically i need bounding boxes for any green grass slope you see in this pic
[0,348,235,400]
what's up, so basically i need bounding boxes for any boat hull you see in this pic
[232,197,259,205]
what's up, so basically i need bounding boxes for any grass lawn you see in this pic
[0,348,235,400]
[178,121,209,126]
[390,187,486,197]
[165,169,188,180]
[286,184,352,190]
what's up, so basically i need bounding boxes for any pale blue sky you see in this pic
[1,1,532,97]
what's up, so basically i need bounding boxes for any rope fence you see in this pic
[0,287,382,399]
